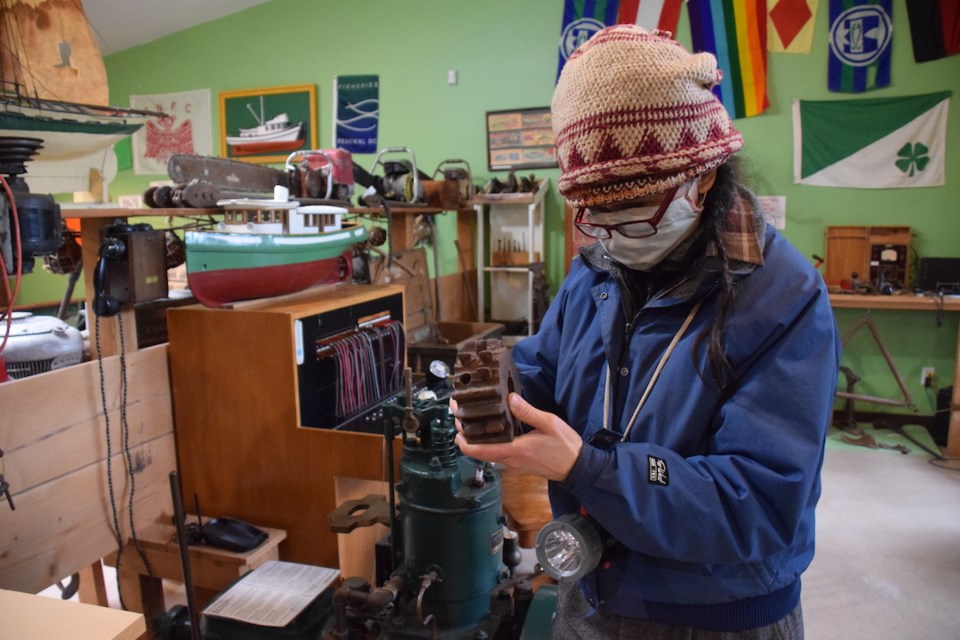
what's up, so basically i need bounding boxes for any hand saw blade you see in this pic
[167,154,289,192]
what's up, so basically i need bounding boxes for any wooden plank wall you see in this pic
[0,346,175,594]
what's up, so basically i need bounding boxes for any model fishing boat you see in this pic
[226,96,306,155]
[185,198,368,308]
[0,0,163,191]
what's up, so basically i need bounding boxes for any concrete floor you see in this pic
[803,427,960,639]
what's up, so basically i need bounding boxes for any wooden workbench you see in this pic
[0,588,145,640]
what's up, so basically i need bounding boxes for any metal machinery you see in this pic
[159,358,554,640]
[0,137,62,275]
[324,368,542,640]
[355,147,426,207]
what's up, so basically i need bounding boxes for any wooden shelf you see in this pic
[60,206,219,219]
[830,293,960,311]
[471,179,549,205]
[349,205,459,215]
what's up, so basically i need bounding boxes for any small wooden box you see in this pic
[421,179,461,209]
[492,250,541,266]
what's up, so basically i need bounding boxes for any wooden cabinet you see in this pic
[166,285,405,572]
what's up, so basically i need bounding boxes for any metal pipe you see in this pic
[329,574,405,639]
[834,390,912,407]
[168,471,202,640]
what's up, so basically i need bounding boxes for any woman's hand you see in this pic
[452,393,582,482]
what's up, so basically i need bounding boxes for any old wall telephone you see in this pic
[93,222,168,317]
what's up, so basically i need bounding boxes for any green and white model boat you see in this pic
[185,199,368,308]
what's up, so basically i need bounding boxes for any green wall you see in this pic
[16,0,960,418]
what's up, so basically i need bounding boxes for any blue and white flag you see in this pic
[793,92,950,188]
[557,0,619,80]
[333,75,379,154]
[828,0,893,92]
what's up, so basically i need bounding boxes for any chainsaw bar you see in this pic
[167,154,289,192]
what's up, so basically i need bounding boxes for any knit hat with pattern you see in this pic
[552,25,743,209]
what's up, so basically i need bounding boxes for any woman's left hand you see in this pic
[453,393,582,482]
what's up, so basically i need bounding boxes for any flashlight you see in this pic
[535,514,604,581]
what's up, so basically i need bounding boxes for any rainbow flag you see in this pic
[688,0,769,119]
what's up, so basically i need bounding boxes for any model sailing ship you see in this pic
[0,0,163,191]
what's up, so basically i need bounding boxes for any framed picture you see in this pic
[219,84,318,163]
[486,107,557,172]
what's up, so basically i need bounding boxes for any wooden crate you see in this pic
[0,346,175,595]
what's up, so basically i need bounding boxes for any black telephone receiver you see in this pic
[92,223,134,317]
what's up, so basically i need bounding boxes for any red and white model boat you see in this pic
[226,96,305,155]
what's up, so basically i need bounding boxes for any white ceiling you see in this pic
[83,0,273,56]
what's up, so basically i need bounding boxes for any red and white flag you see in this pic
[617,0,683,35]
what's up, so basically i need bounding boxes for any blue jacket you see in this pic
[512,225,840,631]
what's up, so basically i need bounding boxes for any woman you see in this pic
[455,25,840,639]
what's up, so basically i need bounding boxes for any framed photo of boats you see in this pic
[219,84,318,163]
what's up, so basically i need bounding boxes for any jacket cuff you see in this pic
[561,443,610,497]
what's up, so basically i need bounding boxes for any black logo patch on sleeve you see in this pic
[647,456,669,486]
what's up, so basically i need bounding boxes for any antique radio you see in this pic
[824,226,912,291]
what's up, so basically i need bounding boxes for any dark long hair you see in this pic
[694,158,750,398]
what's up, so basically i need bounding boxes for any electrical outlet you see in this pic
[921,367,936,387]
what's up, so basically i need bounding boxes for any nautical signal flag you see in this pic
[827,0,893,93]
[793,91,950,188]
[616,0,683,34]
[688,0,769,120]
[768,0,819,54]
[905,0,960,63]
[557,0,619,80]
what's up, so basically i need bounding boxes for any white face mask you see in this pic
[596,180,704,271]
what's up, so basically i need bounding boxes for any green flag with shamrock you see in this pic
[793,91,950,188]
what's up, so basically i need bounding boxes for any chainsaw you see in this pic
[354,146,427,207]
[145,153,355,208]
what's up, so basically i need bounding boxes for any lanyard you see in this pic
[602,299,703,442]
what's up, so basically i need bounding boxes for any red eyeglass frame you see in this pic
[574,185,681,239]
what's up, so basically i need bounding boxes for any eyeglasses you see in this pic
[574,185,680,239]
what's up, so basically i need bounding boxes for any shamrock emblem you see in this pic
[895,142,930,177]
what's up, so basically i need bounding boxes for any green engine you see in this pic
[393,395,508,633]
[324,378,534,640]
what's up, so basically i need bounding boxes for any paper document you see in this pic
[203,560,339,628]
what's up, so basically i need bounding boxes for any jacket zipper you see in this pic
[613,276,692,420]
